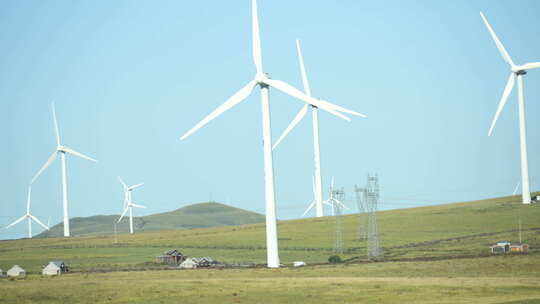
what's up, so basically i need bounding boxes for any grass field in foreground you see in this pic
[0,255,539,304]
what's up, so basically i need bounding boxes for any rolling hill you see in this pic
[37,202,265,238]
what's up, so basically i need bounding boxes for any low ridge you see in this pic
[37,202,265,238]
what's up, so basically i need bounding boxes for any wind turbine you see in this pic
[5,186,49,238]
[272,39,367,218]
[323,177,347,216]
[117,177,146,234]
[31,103,98,237]
[180,0,362,268]
[480,12,540,205]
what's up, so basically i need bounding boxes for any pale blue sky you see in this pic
[1,1,539,239]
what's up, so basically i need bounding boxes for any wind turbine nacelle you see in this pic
[511,67,527,75]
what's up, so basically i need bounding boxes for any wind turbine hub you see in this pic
[515,70,527,76]
[255,73,266,84]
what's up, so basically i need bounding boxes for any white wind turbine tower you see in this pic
[180,0,362,268]
[5,186,49,238]
[480,12,540,205]
[31,103,98,236]
[117,177,146,234]
[272,40,366,218]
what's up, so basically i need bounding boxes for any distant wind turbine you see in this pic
[31,103,98,237]
[5,187,49,238]
[180,0,360,268]
[117,177,146,234]
[480,12,540,204]
[324,177,347,216]
[273,39,366,218]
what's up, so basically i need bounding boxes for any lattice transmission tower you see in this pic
[354,185,368,241]
[366,174,383,260]
[332,187,346,254]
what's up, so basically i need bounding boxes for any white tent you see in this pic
[7,265,26,277]
[179,258,197,269]
[42,262,61,276]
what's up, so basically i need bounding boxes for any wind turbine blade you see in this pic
[47,216,51,229]
[264,79,351,121]
[302,201,316,217]
[480,12,515,67]
[128,183,144,191]
[52,103,61,146]
[252,0,263,74]
[521,62,540,70]
[31,151,57,184]
[323,200,333,207]
[295,40,367,119]
[331,177,335,189]
[272,104,308,150]
[118,207,129,223]
[6,215,26,229]
[512,181,521,195]
[336,200,349,210]
[118,176,127,189]
[488,73,515,136]
[317,99,368,118]
[180,80,256,140]
[62,146,98,162]
[29,215,48,230]
[26,186,31,214]
[131,203,146,209]
[296,39,311,96]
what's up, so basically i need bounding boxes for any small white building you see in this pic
[7,265,26,277]
[42,262,62,276]
[179,258,198,269]
[293,261,306,267]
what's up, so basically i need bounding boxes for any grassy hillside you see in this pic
[37,202,265,238]
[2,192,539,273]
[1,193,539,303]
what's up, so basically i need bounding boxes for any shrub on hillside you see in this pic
[328,255,342,264]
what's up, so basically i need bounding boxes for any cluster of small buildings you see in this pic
[154,249,306,269]
[0,261,69,278]
[155,249,219,269]
[490,241,529,254]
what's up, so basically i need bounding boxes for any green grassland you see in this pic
[0,193,539,303]
[38,202,265,238]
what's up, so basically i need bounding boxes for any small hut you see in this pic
[179,257,216,269]
[155,249,185,265]
[42,263,61,276]
[510,243,529,253]
[179,257,198,269]
[7,265,26,277]
[42,261,68,276]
